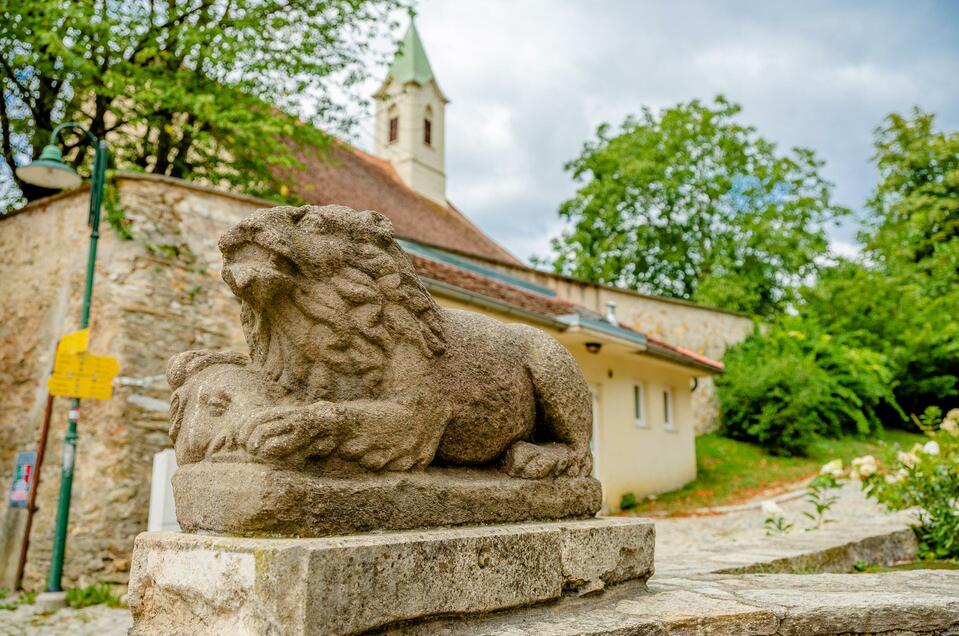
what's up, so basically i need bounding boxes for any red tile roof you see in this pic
[646,335,725,373]
[411,252,725,374]
[289,142,521,265]
[410,254,579,317]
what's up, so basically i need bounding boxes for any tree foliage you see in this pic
[544,96,849,318]
[800,108,959,418]
[1,0,402,208]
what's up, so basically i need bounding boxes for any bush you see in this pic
[717,320,903,456]
[860,407,959,560]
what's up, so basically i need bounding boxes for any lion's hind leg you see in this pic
[500,326,593,479]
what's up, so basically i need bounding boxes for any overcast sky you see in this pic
[353,1,959,263]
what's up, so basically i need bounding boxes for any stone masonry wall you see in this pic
[0,175,263,589]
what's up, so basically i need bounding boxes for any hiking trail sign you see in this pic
[47,329,119,400]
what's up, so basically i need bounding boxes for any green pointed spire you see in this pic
[388,19,434,85]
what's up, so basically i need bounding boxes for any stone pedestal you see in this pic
[173,462,603,537]
[128,517,654,635]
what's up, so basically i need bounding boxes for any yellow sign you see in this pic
[47,352,119,400]
[58,329,90,355]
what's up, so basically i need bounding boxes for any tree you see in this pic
[799,109,959,418]
[543,96,849,317]
[1,0,403,209]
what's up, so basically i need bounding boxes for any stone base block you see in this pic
[172,461,602,537]
[128,517,654,635]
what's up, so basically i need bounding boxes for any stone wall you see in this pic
[0,175,263,589]
[483,265,756,434]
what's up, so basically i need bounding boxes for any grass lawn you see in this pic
[624,429,926,516]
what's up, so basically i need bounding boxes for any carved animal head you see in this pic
[167,353,287,464]
[217,205,446,400]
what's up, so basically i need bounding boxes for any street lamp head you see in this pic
[15,144,82,190]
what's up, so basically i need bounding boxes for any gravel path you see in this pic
[0,480,908,635]
[0,602,131,636]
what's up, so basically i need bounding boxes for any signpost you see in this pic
[16,123,111,604]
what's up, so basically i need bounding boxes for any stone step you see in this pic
[128,517,655,635]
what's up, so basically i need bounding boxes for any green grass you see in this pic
[853,559,959,573]
[623,429,925,516]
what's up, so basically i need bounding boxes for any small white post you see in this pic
[147,449,180,532]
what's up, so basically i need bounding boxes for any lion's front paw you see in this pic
[238,405,336,464]
[501,441,587,479]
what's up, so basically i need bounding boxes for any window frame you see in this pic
[633,383,647,428]
[423,118,432,146]
[662,387,676,432]
[388,116,399,143]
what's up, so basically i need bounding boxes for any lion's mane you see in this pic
[222,205,447,402]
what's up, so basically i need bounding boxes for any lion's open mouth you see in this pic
[222,242,298,304]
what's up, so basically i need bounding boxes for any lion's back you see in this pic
[432,309,540,466]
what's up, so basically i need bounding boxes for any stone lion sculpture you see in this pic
[168,205,594,482]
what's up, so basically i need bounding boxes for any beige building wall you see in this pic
[480,264,756,434]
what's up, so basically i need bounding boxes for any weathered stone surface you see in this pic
[173,461,601,536]
[168,204,601,535]
[127,518,655,635]
[403,571,959,635]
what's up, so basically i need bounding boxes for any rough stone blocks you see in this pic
[127,517,654,635]
[173,462,602,537]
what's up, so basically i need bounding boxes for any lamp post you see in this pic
[16,123,108,597]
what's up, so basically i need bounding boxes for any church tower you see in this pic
[374,19,449,205]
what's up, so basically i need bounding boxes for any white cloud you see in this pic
[355,1,959,264]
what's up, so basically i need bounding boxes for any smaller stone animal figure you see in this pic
[168,205,593,479]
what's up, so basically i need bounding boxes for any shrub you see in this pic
[717,320,903,456]
[619,492,638,511]
[860,407,959,560]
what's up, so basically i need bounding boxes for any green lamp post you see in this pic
[16,123,108,598]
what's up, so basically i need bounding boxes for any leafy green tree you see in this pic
[800,109,959,418]
[1,0,402,208]
[866,108,959,269]
[544,96,849,318]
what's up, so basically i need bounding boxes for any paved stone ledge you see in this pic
[660,523,918,577]
[128,518,654,635]
[402,571,959,635]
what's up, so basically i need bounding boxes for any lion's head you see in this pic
[218,205,446,401]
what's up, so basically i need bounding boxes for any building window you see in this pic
[663,387,675,432]
[388,117,399,143]
[633,384,647,428]
[423,118,432,145]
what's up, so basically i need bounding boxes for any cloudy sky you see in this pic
[354,1,959,263]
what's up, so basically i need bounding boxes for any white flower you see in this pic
[923,440,940,456]
[946,408,959,421]
[851,455,878,479]
[762,500,784,517]
[820,459,843,478]
[897,451,919,468]
[941,418,958,436]
[884,473,899,484]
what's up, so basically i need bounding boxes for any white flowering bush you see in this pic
[859,407,959,560]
